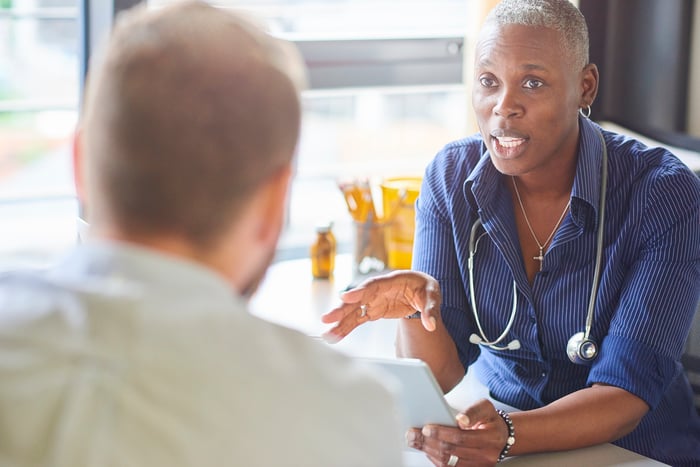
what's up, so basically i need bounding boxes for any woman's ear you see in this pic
[581,63,599,108]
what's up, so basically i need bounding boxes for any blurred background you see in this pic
[0,0,474,269]
[1,0,698,270]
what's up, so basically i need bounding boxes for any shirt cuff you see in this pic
[587,333,677,409]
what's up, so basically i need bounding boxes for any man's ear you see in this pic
[255,164,293,245]
[72,126,87,207]
[580,63,599,108]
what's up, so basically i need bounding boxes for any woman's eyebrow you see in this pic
[520,63,548,72]
[475,59,549,73]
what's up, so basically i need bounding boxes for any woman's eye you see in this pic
[524,79,543,89]
[479,77,496,88]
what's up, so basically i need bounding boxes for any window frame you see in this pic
[87,0,465,91]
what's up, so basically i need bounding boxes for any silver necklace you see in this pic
[512,177,571,271]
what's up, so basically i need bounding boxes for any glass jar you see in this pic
[310,222,336,279]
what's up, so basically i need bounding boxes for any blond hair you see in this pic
[82,1,306,247]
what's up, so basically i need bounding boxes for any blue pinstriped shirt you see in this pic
[413,117,700,465]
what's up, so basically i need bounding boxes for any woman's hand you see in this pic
[321,270,441,342]
[406,399,510,467]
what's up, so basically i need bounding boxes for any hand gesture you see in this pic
[406,399,512,467]
[321,270,441,342]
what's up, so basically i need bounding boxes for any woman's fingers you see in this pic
[320,302,354,324]
[421,425,475,447]
[398,270,441,331]
[320,284,370,325]
[421,313,438,332]
[417,416,508,465]
[461,399,499,428]
[320,270,443,340]
[321,303,370,342]
[406,428,424,450]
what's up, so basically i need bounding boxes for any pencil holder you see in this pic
[353,220,387,276]
[381,176,421,270]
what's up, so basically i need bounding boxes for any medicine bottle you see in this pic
[311,222,336,279]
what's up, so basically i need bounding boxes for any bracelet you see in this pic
[496,409,515,463]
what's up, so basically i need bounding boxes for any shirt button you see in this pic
[529,316,536,324]
[541,372,547,378]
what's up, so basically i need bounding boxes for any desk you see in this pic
[250,254,398,357]
[249,255,668,467]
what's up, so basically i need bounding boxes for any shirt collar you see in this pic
[571,117,606,230]
[463,116,606,230]
[50,239,242,307]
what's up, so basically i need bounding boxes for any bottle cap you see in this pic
[315,221,334,233]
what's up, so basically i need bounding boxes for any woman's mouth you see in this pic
[491,134,528,158]
[496,136,525,148]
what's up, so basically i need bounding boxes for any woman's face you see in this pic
[472,23,591,177]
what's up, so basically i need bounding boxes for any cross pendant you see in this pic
[533,248,544,271]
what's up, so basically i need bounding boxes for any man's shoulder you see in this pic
[255,321,396,393]
[0,268,63,321]
[0,270,404,466]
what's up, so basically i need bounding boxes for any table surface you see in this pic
[249,254,668,467]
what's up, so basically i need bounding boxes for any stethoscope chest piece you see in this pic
[566,331,598,364]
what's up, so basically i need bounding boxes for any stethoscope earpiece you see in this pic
[506,339,521,351]
[469,333,520,351]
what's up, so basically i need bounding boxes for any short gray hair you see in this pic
[486,0,589,69]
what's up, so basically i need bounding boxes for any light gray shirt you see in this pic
[0,241,404,467]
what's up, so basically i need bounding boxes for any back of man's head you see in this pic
[80,0,304,248]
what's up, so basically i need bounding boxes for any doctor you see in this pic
[322,0,700,465]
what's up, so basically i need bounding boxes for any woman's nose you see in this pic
[493,88,523,118]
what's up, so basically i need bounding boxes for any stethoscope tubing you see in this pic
[584,129,608,341]
[467,128,608,360]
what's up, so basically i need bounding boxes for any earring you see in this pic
[579,105,592,119]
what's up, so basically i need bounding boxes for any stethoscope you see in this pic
[467,128,608,365]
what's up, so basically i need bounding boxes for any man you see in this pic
[323,0,700,465]
[0,2,403,466]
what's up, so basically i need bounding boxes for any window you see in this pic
[0,0,472,269]
[149,0,472,258]
[0,0,79,270]
[285,85,468,259]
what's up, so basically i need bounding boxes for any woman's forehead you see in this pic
[475,23,570,70]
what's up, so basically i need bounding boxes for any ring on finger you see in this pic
[359,304,368,318]
[447,454,459,467]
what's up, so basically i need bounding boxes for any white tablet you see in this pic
[361,357,459,430]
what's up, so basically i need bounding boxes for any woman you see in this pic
[322,0,700,465]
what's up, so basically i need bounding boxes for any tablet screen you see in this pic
[362,357,459,430]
